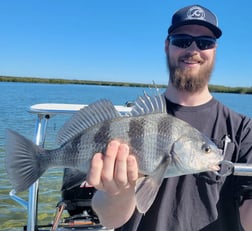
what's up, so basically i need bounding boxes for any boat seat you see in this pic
[61,183,96,216]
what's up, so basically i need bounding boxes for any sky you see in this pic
[1,0,252,87]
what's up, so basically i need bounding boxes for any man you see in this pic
[87,5,252,231]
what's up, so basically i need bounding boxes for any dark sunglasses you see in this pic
[168,34,216,50]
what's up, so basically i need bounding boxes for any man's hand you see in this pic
[87,140,139,195]
[86,140,139,228]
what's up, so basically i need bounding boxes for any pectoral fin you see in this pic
[135,156,171,214]
[135,176,163,214]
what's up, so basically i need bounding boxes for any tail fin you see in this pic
[5,129,47,192]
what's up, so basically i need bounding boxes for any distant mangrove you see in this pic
[0,75,164,88]
[1,75,252,94]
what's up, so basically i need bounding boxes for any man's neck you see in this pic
[165,83,212,106]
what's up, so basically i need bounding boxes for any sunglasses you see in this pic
[168,34,216,50]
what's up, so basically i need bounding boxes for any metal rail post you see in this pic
[27,114,49,231]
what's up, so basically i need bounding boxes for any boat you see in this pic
[9,102,132,231]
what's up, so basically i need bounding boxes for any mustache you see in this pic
[178,53,204,63]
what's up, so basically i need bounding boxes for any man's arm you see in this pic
[239,199,252,231]
[91,185,136,228]
[87,140,139,228]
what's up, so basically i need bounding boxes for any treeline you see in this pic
[1,75,252,94]
[0,76,166,88]
[209,85,252,94]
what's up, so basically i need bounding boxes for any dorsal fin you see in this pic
[128,92,167,116]
[57,99,121,145]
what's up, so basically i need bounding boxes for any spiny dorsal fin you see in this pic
[129,92,166,117]
[57,99,121,145]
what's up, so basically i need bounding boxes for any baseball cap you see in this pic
[168,5,222,38]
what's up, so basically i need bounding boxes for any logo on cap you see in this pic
[186,6,206,21]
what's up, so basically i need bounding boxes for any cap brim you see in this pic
[168,20,222,38]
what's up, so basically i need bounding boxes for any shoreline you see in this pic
[0,75,165,88]
[1,75,252,94]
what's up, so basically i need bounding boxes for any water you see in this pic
[1,82,252,230]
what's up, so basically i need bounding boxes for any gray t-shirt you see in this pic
[116,97,252,231]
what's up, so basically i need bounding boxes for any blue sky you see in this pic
[1,1,251,87]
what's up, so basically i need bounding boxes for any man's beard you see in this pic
[167,54,215,93]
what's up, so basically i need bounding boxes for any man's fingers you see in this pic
[102,140,119,182]
[101,140,122,194]
[127,155,139,185]
[86,152,104,189]
[114,143,130,187]
[87,140,139,195]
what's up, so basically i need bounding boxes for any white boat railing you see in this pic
[9,103,132,231]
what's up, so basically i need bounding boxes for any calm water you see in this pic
[1,82,252,230]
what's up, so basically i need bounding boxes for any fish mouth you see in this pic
[213,160,234,177]
[208,164,221,171]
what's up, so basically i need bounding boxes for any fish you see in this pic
[5,93,223,213]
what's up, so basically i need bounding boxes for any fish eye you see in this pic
[202,143,212,153]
